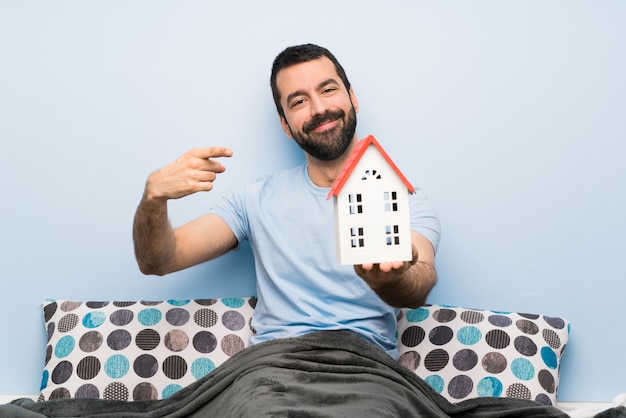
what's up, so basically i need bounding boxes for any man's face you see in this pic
[276,57,358,161]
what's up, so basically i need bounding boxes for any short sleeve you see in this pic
[208,187,250,244]
[409,188,441,252]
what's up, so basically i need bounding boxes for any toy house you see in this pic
[327,135,415,265]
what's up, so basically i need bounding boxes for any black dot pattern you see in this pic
[40,298,257,401]
[397,304,569,406]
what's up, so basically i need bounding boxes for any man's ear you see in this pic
[349,86,359,113]
[280,116,293,138]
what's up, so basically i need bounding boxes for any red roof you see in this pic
[327,135,415,199]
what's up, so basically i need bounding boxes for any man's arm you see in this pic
[354,231,437,308]
[132,147,237,276]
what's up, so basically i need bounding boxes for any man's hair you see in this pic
[270,43,351,119]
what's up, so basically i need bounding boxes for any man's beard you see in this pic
[288,105,357,161]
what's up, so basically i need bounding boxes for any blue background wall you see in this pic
[1,1,624,402]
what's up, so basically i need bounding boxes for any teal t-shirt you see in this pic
[209,162,440,358]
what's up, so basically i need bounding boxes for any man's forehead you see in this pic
[276,57,340,96]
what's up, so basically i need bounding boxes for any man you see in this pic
[132,43,441,359]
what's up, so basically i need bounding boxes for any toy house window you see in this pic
[383,191,398,212]
[348,193,363,214]
[385,225,400,246]
[361,169,382,181]
[350,227,365,248]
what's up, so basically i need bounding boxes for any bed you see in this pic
[0,298,623,417]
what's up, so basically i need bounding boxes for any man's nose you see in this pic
[309,96,329,116]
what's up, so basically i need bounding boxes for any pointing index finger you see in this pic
[192,147,233,160]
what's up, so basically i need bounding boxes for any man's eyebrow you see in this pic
[285,78,340,105]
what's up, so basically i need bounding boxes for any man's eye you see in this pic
[291,99,305,108]
[323,87,337,94]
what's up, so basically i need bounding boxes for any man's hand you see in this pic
[354,232,437,308]
[144,147,233,201]
[354,246,418,290]
[133,147,235,276]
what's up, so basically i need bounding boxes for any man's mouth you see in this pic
[311,119,339,133]
[304,110,344,134]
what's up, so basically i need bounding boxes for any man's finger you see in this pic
[378,262,393,272]
[191,147,233,160]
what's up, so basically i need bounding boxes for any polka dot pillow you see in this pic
[40,298,257,401]
[397,304,570,406]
